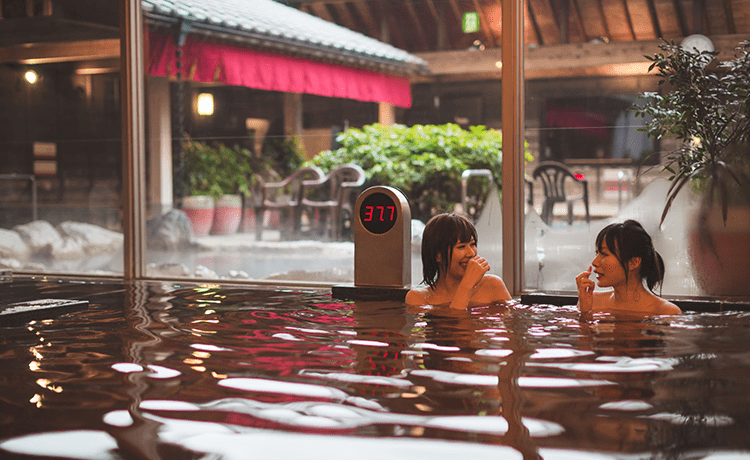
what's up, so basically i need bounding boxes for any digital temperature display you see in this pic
[359,192,397,234]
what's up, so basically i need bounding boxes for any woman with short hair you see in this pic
[406,213,512,309]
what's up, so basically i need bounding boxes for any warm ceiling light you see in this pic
[24,70,38,84]
[197,93,214,116]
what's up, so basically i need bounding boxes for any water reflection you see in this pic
[2,279,750,459]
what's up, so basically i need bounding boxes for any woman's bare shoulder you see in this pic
[405,286,431,306]
[655,298,682,315]
[477,274,512,302]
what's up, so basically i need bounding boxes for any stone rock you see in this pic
[0,258,22,270]
[13,221,63,256]
[50,238,86,260]
[0,229,29,260]
[147,210,194,251]
[21,262,46,272]
[57,221,124,256]
[228,270,251,280]
[194,265,218,278]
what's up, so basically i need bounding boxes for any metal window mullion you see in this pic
[501,0,525,296]
[121,0,147,280]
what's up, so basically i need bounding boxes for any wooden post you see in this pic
[378,102,396,126]
[283,92,304,150]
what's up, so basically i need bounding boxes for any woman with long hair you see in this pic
[575,219,681,317]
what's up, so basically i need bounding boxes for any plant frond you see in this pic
[660,166,705,227]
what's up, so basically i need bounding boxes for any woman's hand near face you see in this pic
[449,255,490,310]
[576,265,595,313]
[461,255,490,289]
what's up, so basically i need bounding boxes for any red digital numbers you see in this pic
[363,206,395,222]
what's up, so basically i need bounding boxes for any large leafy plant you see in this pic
[633,39,750,225]
[262,133,306,178]
[182,137,259,199]
[308,123,532,222]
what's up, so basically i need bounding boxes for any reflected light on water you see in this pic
[2,279,750,459]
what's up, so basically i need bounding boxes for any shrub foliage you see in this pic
[307,123,531,222]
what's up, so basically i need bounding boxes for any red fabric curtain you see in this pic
[148,31,412,108]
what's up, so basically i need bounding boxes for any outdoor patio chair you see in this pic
[300,163,366,240]
[255,165,325,240]
[532,161,590,225]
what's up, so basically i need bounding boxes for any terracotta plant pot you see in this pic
[182,195,215,237]
[239,206,255,233]
[211,194,242,235]
[688,205,750,297]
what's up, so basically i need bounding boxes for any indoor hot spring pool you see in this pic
[1,276,750,460]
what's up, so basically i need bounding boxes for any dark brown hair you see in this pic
[595,219,665,292]
[421,213,477,289]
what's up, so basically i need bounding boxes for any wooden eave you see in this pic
[413,33,750,82]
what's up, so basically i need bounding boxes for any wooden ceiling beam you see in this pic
[446,0,465,50]
[350,1,380,38]
[671,0,688,37]
[569,0,587,42]
[471,0,497,47]
[426,0,440,23]
[524,0,542,44]
[413,33,748,81]
[722,0,736,35]
[306,2,335,23]
[404,1,430,50]
[595,0,611,41]
[375,2,407,49]
[553,0,570,43]
[528,0,561,45]
[330,2,360,33]
[429,0,448,50]
[626,0,656,40]
[0,38,119,64]
[645,0,663,38]
[447,0,462,24]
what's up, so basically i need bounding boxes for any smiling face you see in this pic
[446,237,478,279]
[591,240,626,288]
[422,213,478,288]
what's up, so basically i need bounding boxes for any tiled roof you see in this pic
[142,0,428,75]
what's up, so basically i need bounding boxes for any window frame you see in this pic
[121,0,529,295]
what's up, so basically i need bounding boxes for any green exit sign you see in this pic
[462,12,479,33]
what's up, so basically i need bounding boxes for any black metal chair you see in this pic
[300,163,365,240]
[532,161,590,225]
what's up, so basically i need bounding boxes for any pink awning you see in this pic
[148,31,412,108]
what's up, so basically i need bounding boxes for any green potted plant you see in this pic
[182,137,255,236]
[210,142,256,235]
[632,39,750,295]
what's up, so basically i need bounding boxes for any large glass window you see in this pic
[0,0,123,276]
[142,78,388,282]
[520,0,727,296]
[140,1,503,286]
[5,0,745,299]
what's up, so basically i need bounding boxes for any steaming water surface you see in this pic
[1,278,748,459]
